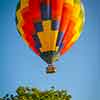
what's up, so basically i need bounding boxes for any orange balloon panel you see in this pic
[59,3,73,32]
[51,0,64,20]
[29,0,41,22]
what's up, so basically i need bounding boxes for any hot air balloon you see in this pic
[16,0,85,73]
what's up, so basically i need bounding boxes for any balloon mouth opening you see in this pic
[46,64,56,74]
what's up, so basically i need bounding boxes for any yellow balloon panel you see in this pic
[64,0,74,5]
[20,0,29,9]
[71,4,81,18]
[38,20,59,52]
[16,10,24,36]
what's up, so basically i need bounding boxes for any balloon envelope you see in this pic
[16,0,85,64]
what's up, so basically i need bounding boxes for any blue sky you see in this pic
[0,0,100,100]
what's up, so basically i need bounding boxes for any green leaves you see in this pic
[1,86,72,100]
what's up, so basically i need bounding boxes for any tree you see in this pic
[0,86,72,100]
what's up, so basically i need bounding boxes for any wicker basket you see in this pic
[46,65,56,74]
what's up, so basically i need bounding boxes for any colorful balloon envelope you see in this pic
[16,0,85,73]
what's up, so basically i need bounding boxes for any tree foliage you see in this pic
[0,86,72,100]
